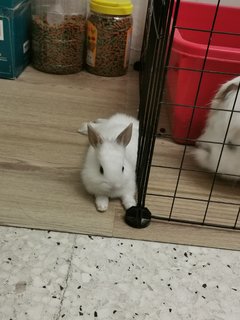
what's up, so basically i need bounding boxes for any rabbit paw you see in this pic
[95,196,109,212]
[94,118,106,124]
[78,122,88,135]
[78,119,106,135]
[122,195,136,210]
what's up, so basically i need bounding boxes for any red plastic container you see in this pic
[166,1,240,144]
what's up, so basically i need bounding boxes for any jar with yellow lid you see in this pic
[86,0,133,77]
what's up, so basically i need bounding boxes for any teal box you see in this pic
[0,0,31,79]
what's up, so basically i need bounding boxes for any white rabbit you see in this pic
[194,76,240,179]
[79,113,139,212]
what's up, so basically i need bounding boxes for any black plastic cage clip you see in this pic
[125,206,152,229]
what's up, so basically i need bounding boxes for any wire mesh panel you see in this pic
[130,0,240,231]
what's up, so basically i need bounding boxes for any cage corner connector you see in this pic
[125,206,152,229]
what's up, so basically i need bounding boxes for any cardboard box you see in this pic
[0,0,31,79]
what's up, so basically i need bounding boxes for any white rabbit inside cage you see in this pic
[194,76,240,179]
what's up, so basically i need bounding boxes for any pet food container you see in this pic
[166,1,240,144]
[86,0,133,77]
[31,0,86,74]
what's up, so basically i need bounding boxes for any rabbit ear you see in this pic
[116,123,133,147]
[216,82,239,101]
[87,125,103,148]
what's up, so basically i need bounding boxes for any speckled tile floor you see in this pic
[0,226,239,320]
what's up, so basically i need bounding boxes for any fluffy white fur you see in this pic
[79,113,139,211]
[194,76,240,179]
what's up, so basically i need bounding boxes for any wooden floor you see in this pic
[0,67,239,250]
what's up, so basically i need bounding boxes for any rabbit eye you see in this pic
[122,166,124,172]
[100,165,104,175]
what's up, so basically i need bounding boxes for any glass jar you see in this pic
[31,0,86,74]
[86,0,133,77]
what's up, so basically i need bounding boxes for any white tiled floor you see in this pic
[0,226,239,320]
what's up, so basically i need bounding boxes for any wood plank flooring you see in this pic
[0,67,239,250]
[0,67,138,236]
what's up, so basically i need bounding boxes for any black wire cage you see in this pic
[125,0,240,233]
